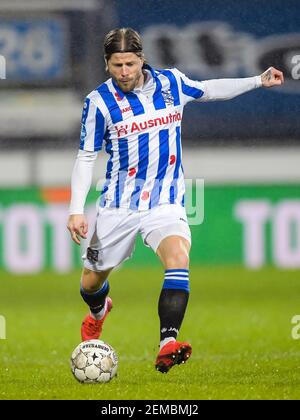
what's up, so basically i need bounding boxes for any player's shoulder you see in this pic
[155,67,186,84]
[86,78,111,100]
[162,68,202,86]
[93,77,114,95]
[155,67,182,76]
[84,79,112,115]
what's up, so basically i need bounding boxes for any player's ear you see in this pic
[104,58,109,72]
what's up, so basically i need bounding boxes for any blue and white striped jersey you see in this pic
[79,64,205,211]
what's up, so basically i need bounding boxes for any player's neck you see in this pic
[135,70,147,90]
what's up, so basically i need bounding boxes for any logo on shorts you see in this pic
[86,247,99,263]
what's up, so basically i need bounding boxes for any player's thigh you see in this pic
[141,204,191,267]
[81,267,113,291]
[156,235,190,269]
[83,207,139,273]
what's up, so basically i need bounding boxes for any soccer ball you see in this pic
[70,339,118,384]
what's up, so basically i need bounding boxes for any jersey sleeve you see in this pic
[69,150,98,215]
[79,97,106,152]
[172,68,206,105]
[173,68,261,104]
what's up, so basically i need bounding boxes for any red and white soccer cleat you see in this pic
[81,297,113,342]
[155,340,192,373]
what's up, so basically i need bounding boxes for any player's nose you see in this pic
[121,65,129,77]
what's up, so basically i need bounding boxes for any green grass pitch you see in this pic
[1,266,300,400]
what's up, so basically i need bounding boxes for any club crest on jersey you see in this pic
[161,89,174,106]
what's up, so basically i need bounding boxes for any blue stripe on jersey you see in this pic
[170,126,181,203]
[112,138,129,208]
[153,77,167,110]
[94,108,105,151]
[160,70,180,106]
[180,78,204,99]
[180,164,185,207]
[100,137,113,207]
[143,63,156,78]
[112,78,145,116]
[150,129,170,208]
[126,92,145,116]
[97,84,123,124]
[130,133,150,210]
[79,98,90,150]
[181,195,185,207]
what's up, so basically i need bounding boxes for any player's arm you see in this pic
[67,150,98,245]
[201,66,284,101]
[175,67,284,103]
[67,96,106,245]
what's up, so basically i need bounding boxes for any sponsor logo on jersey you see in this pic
[116,125,129,137]
[121,106,132,114]
[115,111,182,138]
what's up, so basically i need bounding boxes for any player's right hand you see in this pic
[67,214,88,245]
[260,66,284,87]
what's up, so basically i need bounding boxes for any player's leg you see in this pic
[156,236,191,364]
[157,236,190,340]
[81,267,113,318]
[80,207,139,341]
[140,204,192,372]
[80,267,114,341]
[156,234,190,269]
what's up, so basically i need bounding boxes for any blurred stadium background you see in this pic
[0,0,299,273]
[0,0,300,400]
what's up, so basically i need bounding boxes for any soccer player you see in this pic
[67,28,284,373]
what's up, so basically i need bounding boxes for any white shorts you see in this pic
[83,203,191,272]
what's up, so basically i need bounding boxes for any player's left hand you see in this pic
[260,67,284,87]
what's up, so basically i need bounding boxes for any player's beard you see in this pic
[116,71,143,93]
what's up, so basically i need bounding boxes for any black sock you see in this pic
[158,269,190,342]
[80,280,109,314]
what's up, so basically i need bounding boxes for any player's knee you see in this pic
[81,268,109,291]
[163,252,189,270]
